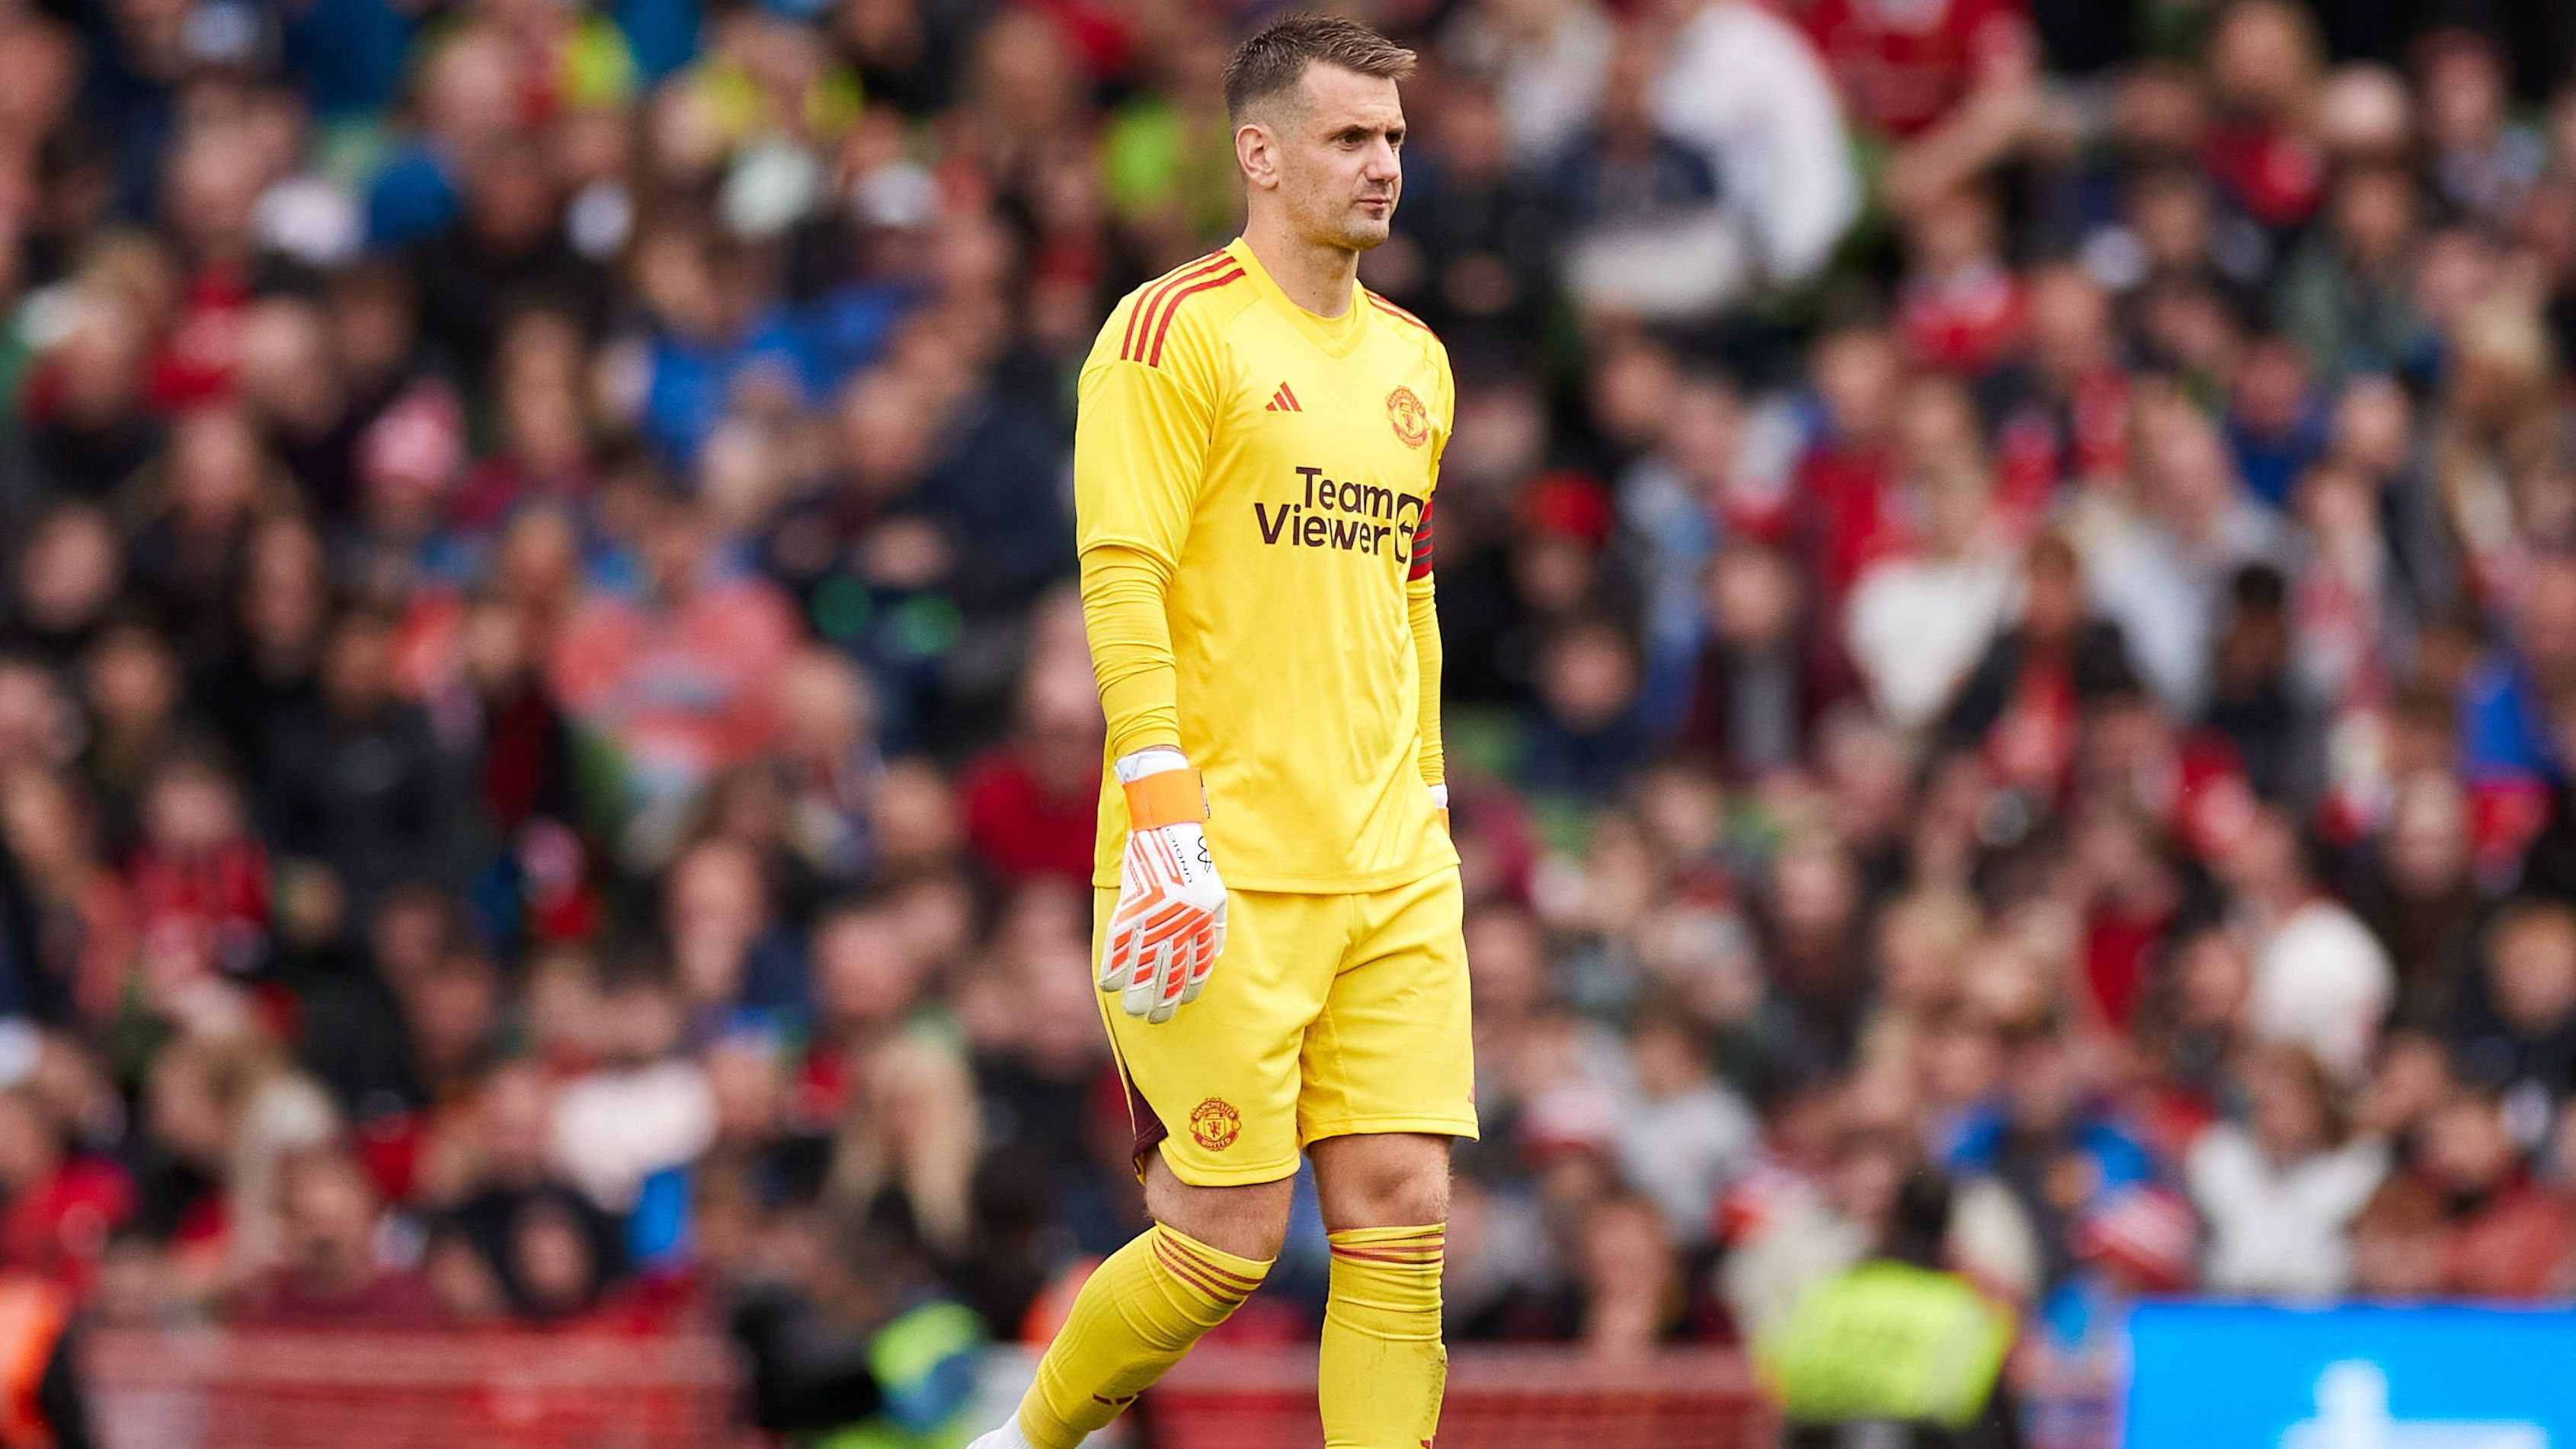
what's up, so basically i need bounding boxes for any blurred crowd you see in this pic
[0,0,2574,1439]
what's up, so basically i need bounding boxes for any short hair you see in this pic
[1222,13,1416,123]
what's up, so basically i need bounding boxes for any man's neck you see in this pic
[1241,219,1358,318]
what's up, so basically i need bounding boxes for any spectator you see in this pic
[1522,616,1652,802]
[2221,804,2395,1081]
[1650,0,1859,291]
[550,965,716,1217]
[2088,393,2292,715]
[959,646,1104,889]
[2408,1088,2576,1297]
[2451,900,2576,1150]
[2187,1044,2389,1297]
[1371,80,1557,353]
[1845,378,2016,731]
[664,835,808,1027]
[6,0,2576,1428]
[126,750,271,998]
[1556,29,1735,324]
[262,609,453,911]
[2348,771,2481,1028]
[549,488,799,859]
[1939,536,2137,814]
[1443,0,1611,173]
[1941,1019,2155,1290]
[1681,542,1835,781]
[230,1142,445,1327]
[2415,30,2543,234]
[435,1063,626,1321]
[1610,1015,1758,1247]
[2200,563,2324,804]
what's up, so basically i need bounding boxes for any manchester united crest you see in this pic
[1189,1096,1243,1151]
[1386,385,1430,449]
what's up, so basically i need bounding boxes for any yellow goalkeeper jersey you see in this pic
[1077,237,1457,894]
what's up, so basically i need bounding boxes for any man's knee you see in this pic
[1144,1154,1295,1262]
[1312,1132,1452,1230]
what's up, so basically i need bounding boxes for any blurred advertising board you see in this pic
[2124,1302,2576,1449]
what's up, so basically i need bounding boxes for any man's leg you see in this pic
[1297,868,1477,1449]
[1006,1159,1293,1449]
[984,887,1327,1449]
[1310,1132,1454,1449]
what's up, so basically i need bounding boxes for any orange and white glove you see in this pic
[1101,748,1228,1024]
[1430,782,1449,833]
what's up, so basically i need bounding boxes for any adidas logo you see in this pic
[1265,381,1302,412]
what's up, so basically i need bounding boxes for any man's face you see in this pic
[1250,62,1404,252]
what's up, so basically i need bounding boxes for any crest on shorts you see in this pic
[1386,385,1430,449]
[1189,1096,1242,1151]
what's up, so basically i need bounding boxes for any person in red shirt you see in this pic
[549,490,800,833]
[2410,1090,2576,1299]
[1793,324,1913,621]
[229,1143,446,1328]
[125,751,271,999]
[1896,183,2027,380]
[1795,0,2034,140]
[961,654,1103,889]
[0,1087,134,1301]
[2197,0,2328,232]
[2066,804,2181,1037]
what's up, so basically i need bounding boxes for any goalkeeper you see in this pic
[969,14,1470,1449]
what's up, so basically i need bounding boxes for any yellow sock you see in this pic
[1016,1222,1270,1448]
[1320,1224,1448,1449]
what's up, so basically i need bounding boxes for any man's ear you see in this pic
[1235,120,1278,192]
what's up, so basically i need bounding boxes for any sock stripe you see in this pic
[1329,1246,1445,1264]
[1329,1246,1452,1261]
[1166,1240,1265,1288]
[1326,1230,1444,1258]
[1153,1237,1251,1304]
[1151,1239,1232,1300]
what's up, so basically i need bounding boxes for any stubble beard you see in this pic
[1321,199,1394,254]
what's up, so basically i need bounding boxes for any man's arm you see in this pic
[1408,496,1445,792]
[1415,352,1455,815]
[1075,341,1229,1022]
[1074,355,1214,756]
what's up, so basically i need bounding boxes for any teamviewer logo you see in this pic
[1250,465,1422,563]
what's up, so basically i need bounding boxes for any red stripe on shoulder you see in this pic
[1122,251,1224,360]
[1365,292,1432,333]
[1145,267,1246,367]
[1124,253,1230,362]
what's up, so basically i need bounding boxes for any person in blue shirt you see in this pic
[1940,1015,2158,1290]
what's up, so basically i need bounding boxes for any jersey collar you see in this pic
[1227,237,1370,360]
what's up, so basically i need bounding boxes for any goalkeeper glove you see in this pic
[1430,782,1449,834]
[1101,747,1227,1024]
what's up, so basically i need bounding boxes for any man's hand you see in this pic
[1430,782,1449,834]
[1101,750,1228,1023]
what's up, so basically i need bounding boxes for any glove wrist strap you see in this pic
[1124,769,1208,829]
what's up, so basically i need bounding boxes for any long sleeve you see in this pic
[1083,544,1183,756]
[1074,351,1215,759]
[1409,501,1445,788]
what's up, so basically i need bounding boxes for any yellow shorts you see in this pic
[1093,867,1478,1187]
